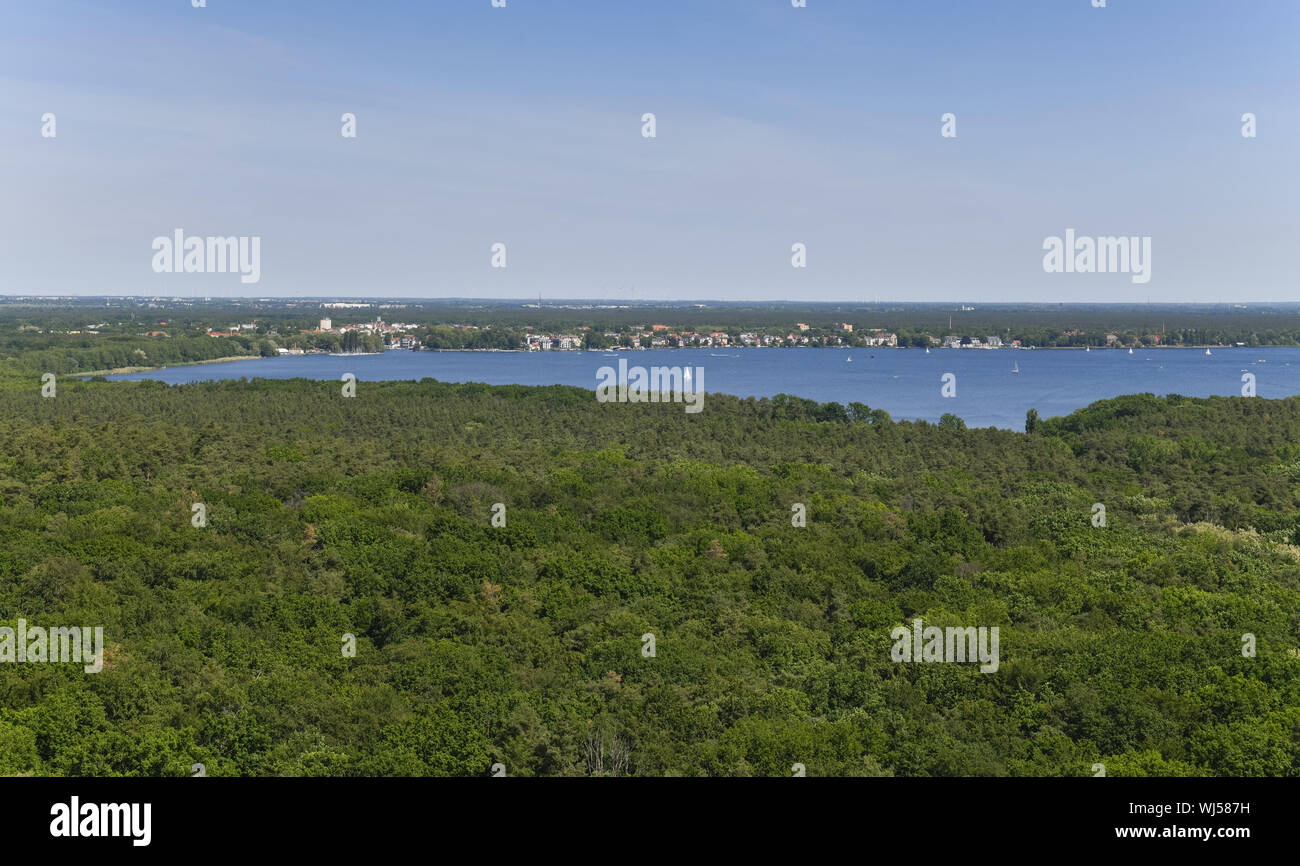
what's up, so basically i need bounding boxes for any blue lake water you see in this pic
[106,347,1300,430]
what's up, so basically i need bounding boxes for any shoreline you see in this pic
[75,354,262,377]
[76,345,1280,376]
[419,344,1277,352]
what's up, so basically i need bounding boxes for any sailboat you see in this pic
[924,347,930,354]
[1012,361,1020,374]
[1128,347,1133,355]
[845,356,852,363]
[1085,346,1090,353]
[1206,348,1212,356]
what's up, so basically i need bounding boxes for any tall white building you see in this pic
[320,318,332,331]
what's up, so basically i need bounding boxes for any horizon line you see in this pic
[0,295,1297,308]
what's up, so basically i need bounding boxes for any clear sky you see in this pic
[1,0,1295,301]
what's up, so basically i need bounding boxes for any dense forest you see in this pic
[0,332,271,376]
[0,366,1296,776]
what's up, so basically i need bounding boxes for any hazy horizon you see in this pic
[3,295,1299,308]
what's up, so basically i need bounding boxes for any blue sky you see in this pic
[1,0,1295,301]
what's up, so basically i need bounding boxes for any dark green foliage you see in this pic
[0,376,1296,777]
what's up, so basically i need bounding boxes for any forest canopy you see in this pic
[0,368,1295,776]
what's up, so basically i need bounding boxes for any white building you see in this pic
[320,318,332,331]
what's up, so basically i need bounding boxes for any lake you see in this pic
[106,347,1300,430]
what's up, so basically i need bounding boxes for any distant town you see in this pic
[269,317,1252,353]
[522,322,903,351]
[7,300,1300,371]
[211,318,1083,353]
